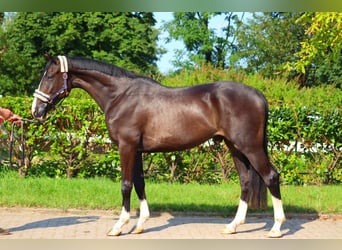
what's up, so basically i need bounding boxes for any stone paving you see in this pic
[0,207,341,239]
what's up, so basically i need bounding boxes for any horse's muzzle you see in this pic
[31,99,48,122]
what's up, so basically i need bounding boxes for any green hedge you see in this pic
[1,74,341,185]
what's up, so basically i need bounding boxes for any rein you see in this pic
[33,55,69,105]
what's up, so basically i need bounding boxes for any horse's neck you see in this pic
[70,69,123,113]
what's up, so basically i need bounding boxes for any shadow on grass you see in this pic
[9,216,99,233]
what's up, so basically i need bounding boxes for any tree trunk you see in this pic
[18,157,30,177]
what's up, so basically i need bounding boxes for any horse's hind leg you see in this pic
[132,152,150,234]
[221,143,251,234]
[244,149,286,238]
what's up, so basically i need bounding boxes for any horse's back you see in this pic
[137,81,267,152]
[213,81,266,102]
[203,81,268,118]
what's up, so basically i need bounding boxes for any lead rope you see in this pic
[9,122,24,168]
[9,119,38,169]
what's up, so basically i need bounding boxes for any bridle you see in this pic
[33,55,70,106]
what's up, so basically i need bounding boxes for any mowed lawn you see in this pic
[0,172,341,215]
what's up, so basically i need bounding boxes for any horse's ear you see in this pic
[44,54,52,61]
[44,54,59,64]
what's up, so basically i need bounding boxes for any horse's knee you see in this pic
[122,180,133,195]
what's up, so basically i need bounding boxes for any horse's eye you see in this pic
[47,76,53,81]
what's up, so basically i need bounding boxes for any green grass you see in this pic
[0,171,341,215]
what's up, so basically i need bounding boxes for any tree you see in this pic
[232,12,306,80]
[285,12,342,87]
[0,12,161,96]
[163,12,243,70]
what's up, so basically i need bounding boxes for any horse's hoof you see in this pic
[220,227,236,234]
[267,230,282,238]
[0,228,10,235]
[107,228,122,236]
[131,227,144,234]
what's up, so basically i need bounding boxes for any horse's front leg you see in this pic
[107,143,137,236]
[132,152,150,234]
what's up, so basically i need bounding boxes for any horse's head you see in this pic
[31,55,70,122]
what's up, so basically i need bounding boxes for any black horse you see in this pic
[31,56,285,237]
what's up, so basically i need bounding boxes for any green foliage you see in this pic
[165,12,341,88]
[269,107,341,185]
[0,12,161,96]
[285,12,342,87]
[232,12,306,80]
[163,12,242,70]
[162,62,247,87]
[143,143,235,185]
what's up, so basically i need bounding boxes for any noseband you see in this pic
[33,56,69,105]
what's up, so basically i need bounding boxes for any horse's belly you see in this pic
[140,99,219,152]
[141,125,216,152]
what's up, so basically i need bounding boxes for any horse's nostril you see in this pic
[31,109,37,118]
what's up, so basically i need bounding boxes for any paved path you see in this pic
[0,207,341,239]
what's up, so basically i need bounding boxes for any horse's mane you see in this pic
[68,56,159,84]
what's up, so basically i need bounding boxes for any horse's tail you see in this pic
[261,93,270,158]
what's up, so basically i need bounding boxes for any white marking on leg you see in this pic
[268,195,286,238]
[133,199,150,234]
[107,207,130,236]
[222,199,248,234]
[116,207,130,228]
